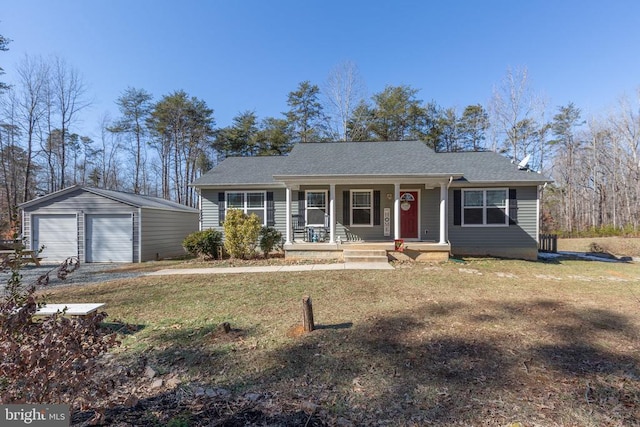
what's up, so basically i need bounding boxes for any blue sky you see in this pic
[3,1,640,139]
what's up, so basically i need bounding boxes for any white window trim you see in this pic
[305,190,328,226]
[461,188,509,227]
[225,191,267,226]
[350,189,374,227]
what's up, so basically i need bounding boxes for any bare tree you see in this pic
[98,113,124,190]
[323,61,366,141]
[0,100,24,224]
[109,87,153,193]
[50,56,90,189]
[489,66,543,163]
[609,91,640,229]
[14,55,49,201]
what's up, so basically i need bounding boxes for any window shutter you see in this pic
[453,190,461,226]
[343,191,350,226]
[218,192,226,226]
[373,190,381,226]
[509,189,518,225]
[297,191,306,226]
[266,192,275,226]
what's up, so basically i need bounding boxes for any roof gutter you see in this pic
[273,173,465,186]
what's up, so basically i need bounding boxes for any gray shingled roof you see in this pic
[190,141,550,186]
[437,151,550,183]
[276,141,442,175]
[19,185,198,212]
[190,156,287,186]
[87,187,199,211]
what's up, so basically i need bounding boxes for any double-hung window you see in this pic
[226,191,266,225]
[306,191,327,226]
[351,190,373,226]
[462,189,508,226]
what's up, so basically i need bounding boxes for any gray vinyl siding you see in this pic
[422,188,441,241]
[448,186,539,260]
[133,213,140,262]
[140,208,198,261]
[202,185,446,242]
[202,185,540,254]
[337,184,392,241]
[200,188,287,236]
[21,211,30,248]
[200,189,220,230]
[273,189,287,235]
[77,213,85,261]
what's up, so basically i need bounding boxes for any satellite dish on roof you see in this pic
[517,154,531,170]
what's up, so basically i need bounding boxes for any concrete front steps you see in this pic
[343,249,390,264]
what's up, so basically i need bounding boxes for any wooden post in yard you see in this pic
[302,296,314,332]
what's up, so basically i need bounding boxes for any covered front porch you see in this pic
[273,171,461,262]
[281,180,455,242]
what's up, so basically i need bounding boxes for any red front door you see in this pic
[400,191,419,239]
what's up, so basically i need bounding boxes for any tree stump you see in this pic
[302,296,314,332]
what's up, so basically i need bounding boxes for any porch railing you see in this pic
[538,234,558,253]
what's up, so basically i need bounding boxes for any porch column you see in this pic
[329,184,336,243]
[394,183,401,240]
[285,186,292,244]
[439,181,447,244]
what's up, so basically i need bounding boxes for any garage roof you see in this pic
[19,185,199,212]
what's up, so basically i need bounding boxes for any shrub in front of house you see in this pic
[259,226,283,259]
[183,229,223,259]
[223,210,261,259]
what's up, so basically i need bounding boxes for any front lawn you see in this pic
[42,258,640,426]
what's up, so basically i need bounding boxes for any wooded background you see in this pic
[1,40,638,237]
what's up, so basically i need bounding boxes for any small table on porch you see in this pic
[305,226,328,242]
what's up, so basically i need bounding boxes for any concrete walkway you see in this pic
[146,262,393,276]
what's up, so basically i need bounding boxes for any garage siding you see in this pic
[139,208,199,261]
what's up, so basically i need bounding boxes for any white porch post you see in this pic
[285,186,292,244]
[439,182,447,244]
[329,184,336,243]
[394,183,401,240]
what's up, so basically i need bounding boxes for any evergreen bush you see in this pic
[259,226,283,258]
[223,210,261,259]
[183,229,223,259]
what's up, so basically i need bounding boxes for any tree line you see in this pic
[0,37,639,237]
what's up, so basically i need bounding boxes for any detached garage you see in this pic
[20,185,199,263]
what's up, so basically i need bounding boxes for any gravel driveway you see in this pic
[1,262,144,294]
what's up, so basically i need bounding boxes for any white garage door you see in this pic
[32,214,78,262]
[86,214,133,263]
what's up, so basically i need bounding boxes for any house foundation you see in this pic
[283,241,450,262]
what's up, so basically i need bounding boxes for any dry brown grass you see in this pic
[43,257,640,426]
